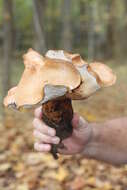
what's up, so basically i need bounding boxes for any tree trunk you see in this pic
[107,0,122,60]
[87,1,96,62]
[2,0,13,98]
[118,0,127,59]
[79,0,87,55]
[61,0,72,51]
[33,0,47,53]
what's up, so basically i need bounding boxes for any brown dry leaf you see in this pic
[103,182,113,190]
[0,152,8,162]
[0,137,8,151]
[85,177,96,187]
[0,163,11,172]
[4,113,16,129]
[25,152,44,165]
[22,173,38,189]
[39,178,49,187]
[13,162,25,172]
[20,166,42,189]
[15,171,25,179]
[10,136,25,155]
[24,152,58,169]
[39,179,63,190]
[41,153,58,168]
[66,176,85,190]
[10,143,20,155]
[43,167,69,182]
[17,184,29,190]
[56,167,69,182]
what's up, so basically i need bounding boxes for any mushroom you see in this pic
[46,50,116,99]
[3,49,116,159]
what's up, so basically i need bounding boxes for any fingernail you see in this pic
[48,128,55,136]
[78,116,87,127]
[41,144,51,151]
[79,116,86,128]
[52,137,60,144]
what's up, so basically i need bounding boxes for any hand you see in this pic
[33,107,93,155]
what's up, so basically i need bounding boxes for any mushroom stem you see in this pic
[42,98,73,159]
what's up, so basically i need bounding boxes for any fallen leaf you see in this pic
[66,176,85,190]
[17,184,29,190]
[43,167,68,182]
[0,163,11,172]
[85,177,96,187]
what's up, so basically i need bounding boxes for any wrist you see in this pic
[82,122,100,159]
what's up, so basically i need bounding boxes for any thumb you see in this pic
[34,106,43,119]
[72,113,88,129]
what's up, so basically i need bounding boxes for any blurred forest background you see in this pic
[0,0,127,106]
[0,0,127,190]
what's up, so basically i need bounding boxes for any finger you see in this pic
[33,118,56,136]
[58,148,72,155]
[71,113,80,128]
[33,130,60,144]
[34,106,42,119]
[34,142,51,152]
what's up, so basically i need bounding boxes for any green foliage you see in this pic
[0,0,3,25]
[0,0,127,58]
[13,0,32,31]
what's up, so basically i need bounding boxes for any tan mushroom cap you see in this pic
[4,86,17,107]
[46,50,88,67]
[46,50,116,99]
[64,51,88,66]
[67,64,100,100]
[69,62,116,99]
[4,49,116,109]
[4,49,81,108]
[88,62,116,87]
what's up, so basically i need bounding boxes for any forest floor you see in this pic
[0,61,127,190]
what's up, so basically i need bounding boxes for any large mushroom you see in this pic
[3,49,116,159]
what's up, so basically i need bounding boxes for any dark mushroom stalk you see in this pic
[3,49,116,159]
[42,98,73,159]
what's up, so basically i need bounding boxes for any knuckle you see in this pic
[41,122,47,129]
[45,135,52,143]
[34,142,39,150]
[34,142,50,152]
[34,107,42,118]
[41,122,49,133]
[33,130,38,137]
[38,122,47,133]
[33,118,38,127]
[34,124,40,131]
[47,127,56,136]
[33,119,43,131]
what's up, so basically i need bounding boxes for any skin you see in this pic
[33,107,127,166]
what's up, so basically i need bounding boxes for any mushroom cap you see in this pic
[4,49,116,109]
[67,64,100,100]
[4,49,81,109]
[4,86,17,107]
[69,62,116,99]
[46,50,98,99]
[88,62,116,87]
[46,50,88,67]
[46,50,116,99]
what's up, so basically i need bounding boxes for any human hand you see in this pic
[33,107,93,155]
